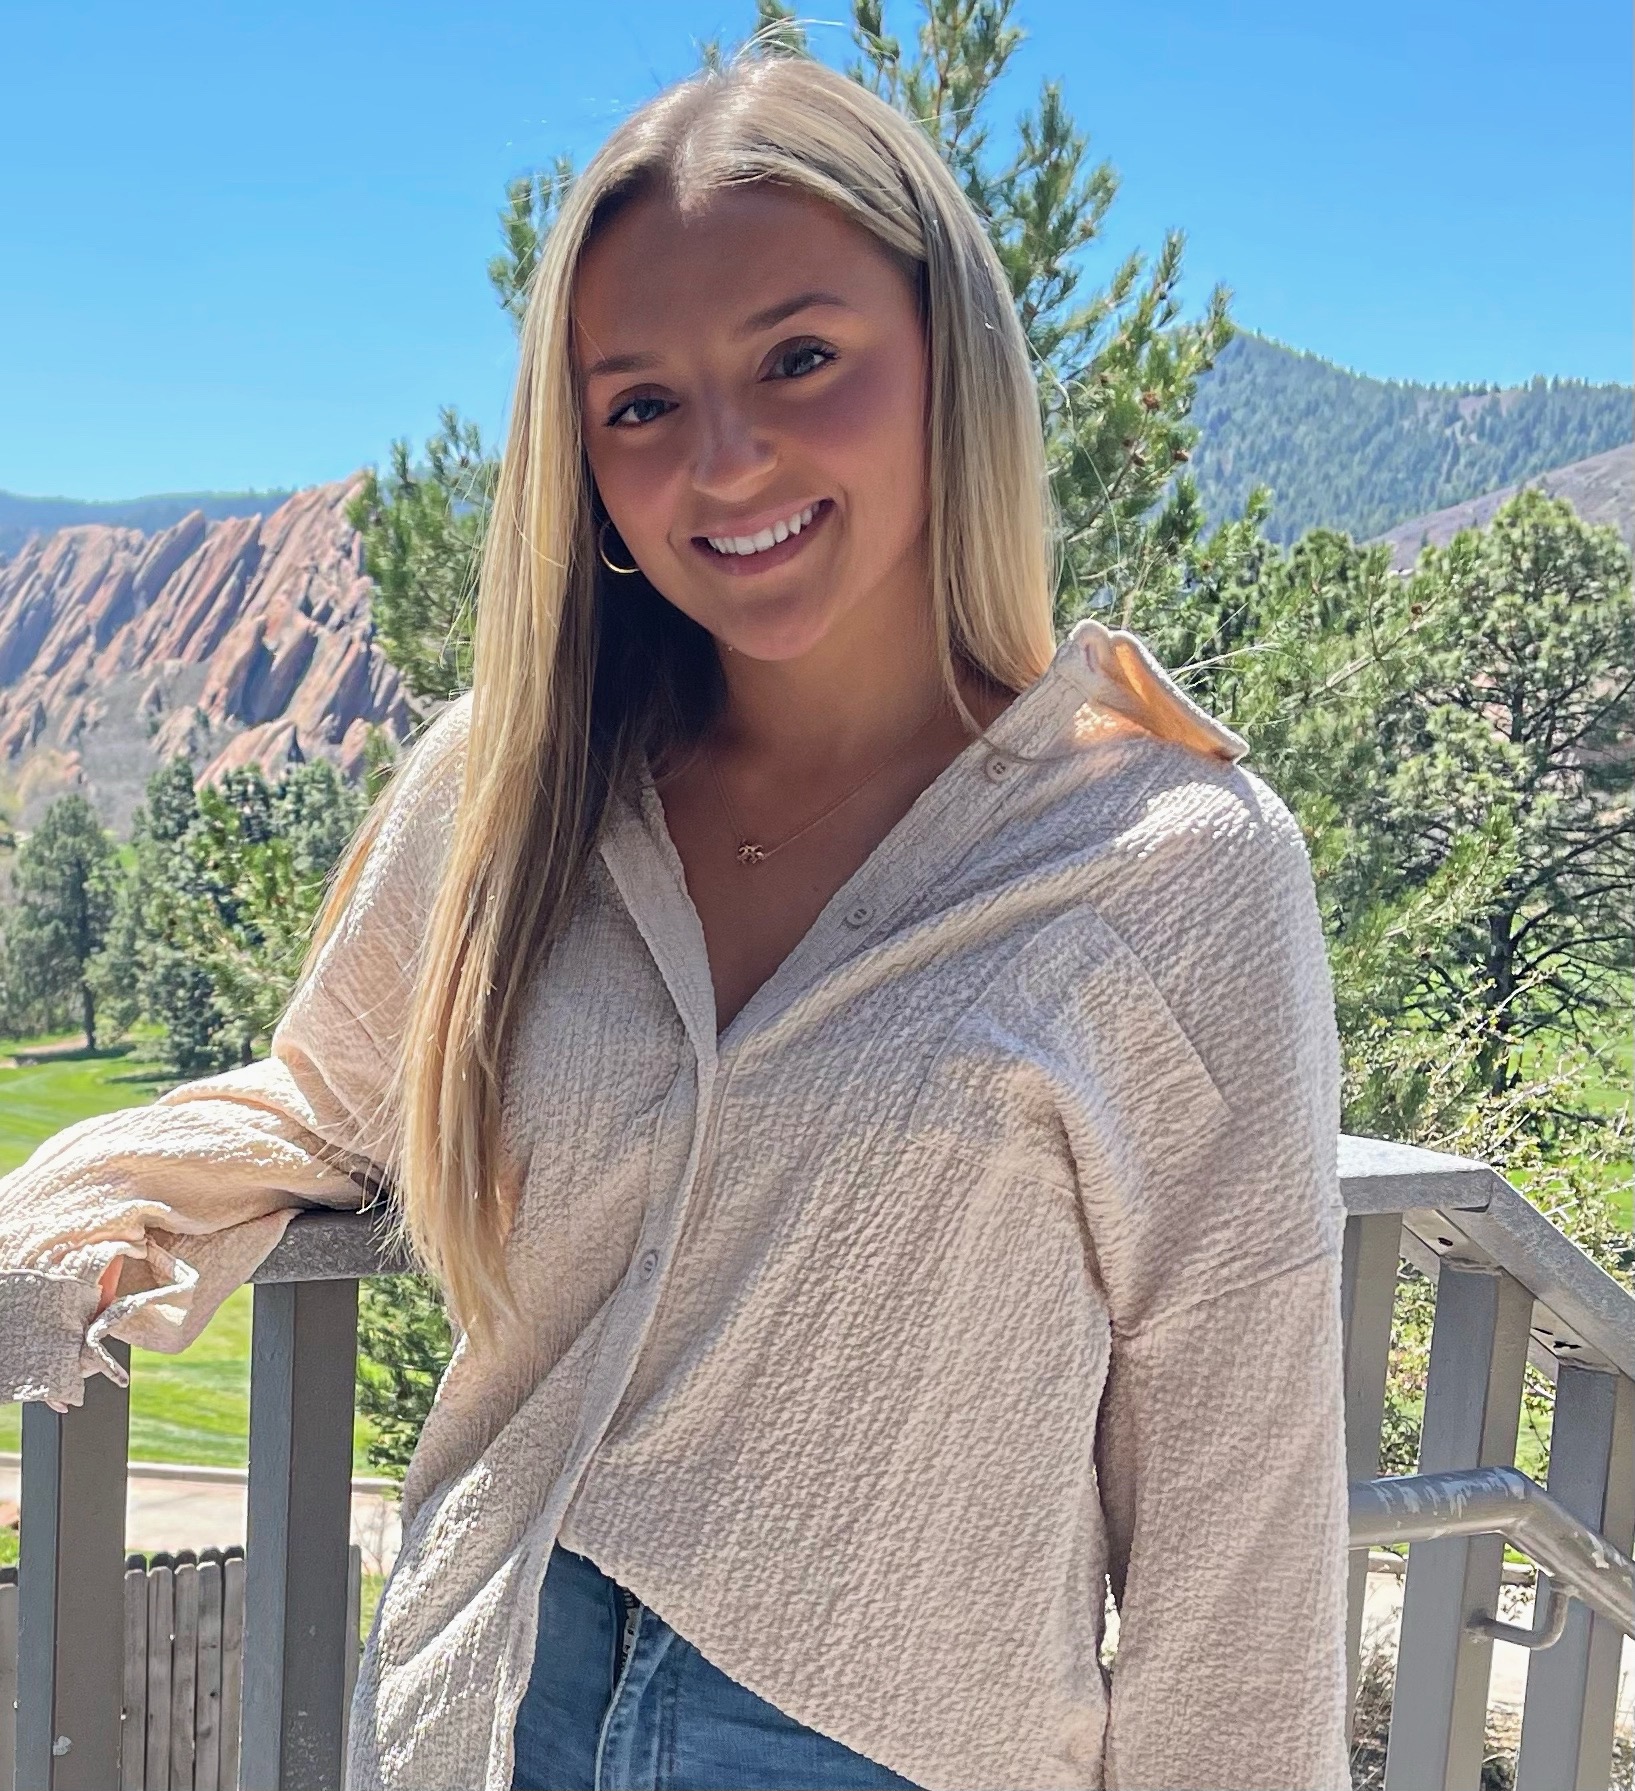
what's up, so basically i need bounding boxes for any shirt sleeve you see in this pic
[0,696,469,1409]
[1095,1255,1351,1791]
[1085,762,1351,1786]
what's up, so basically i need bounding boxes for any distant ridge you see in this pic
[1371,442,1634,571]
[1189,332,1633,544]
[0,488,297,563]
[0,481,414,833]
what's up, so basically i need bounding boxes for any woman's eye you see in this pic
[766,341,837,381]
[606,394,674,429]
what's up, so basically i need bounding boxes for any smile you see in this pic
[697,499,830,560]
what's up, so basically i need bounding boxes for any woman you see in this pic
[0,50,1350,1791]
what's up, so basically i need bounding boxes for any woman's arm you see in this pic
[0,698,468,1410]
[0,1002,396,1409]
[1084,767,1351,1789]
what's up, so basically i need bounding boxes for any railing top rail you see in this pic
[1337,1134,1495,1214]
[251,1205,418,1284]
[1454,1170,1635,1383]
[256,1135,1635,1382]
[1346,1131,1626,1382]
[1337,1133,1635,1384]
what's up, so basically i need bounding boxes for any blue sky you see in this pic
[3,0,1629,499]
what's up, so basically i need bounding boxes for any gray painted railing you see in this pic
[1339,1134,1635,1791]
[14,1207,415,1791]
[12,1139,1635,1790]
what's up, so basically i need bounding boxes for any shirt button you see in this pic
[842,901,874,928]
[638,1249,659,1281]
[984,753,1015,783]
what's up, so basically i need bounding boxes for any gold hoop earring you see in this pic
[598,519,640,576]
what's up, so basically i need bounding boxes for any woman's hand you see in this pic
[41,1257,125,1413]
[94,1254,123,1316]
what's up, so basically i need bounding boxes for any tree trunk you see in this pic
[80,980,97,1053]
[1484,906,1517,1096]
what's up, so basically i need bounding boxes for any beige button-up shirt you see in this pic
[0,618,1351,1791]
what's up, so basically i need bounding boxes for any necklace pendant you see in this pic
[736,841,767,866]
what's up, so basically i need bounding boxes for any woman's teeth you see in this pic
[705,502,820,556]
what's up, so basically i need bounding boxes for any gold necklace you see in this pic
[707,708,944,866]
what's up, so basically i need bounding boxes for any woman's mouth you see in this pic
[691,498,833,574]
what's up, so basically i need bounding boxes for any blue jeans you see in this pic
[511,1542,922,1790]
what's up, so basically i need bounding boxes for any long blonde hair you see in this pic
[300,51,1058,1359]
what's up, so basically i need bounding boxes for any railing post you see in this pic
[1341,1211,1400,1723]
[238,1279,359,1791]
[1,1568,18,1790]
[15,1341,131,1791]
[1515,1365,1635,1791]
[1385,1263,1531,1791]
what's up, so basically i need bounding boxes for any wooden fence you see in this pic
[1,1545,360,1791]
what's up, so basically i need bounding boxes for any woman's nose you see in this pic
[691,397,775,502]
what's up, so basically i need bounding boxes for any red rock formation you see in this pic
[0,479,417,831]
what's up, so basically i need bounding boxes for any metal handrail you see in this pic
[1350,1465,1635,1641]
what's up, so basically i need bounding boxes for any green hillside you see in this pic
[1187,331,1634,544]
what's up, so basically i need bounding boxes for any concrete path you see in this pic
[0,1454,402,1578]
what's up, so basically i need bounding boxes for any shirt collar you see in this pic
[989,614,1248,765]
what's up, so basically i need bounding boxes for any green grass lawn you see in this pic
[1586,1017,1633,1229]
[0,1029,384,1474]
[0,1033,176,1170]
[361,1571,385,1643]
[1514,1002,1633,1228]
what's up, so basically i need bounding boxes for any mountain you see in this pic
[0,480,415,834]
[1371,441,1634,571]
[1188,332,1634,545]
[0,488,297,564]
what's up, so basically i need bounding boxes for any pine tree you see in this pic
[3,795,118,1049]
[89,755,370,1074]
[1128,488,1634,1124]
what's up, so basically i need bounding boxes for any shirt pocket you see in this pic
[905,903,1231,1198]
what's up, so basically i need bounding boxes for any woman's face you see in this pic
[572,183,931,666]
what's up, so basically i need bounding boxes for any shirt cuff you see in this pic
[0,1269,119,1406]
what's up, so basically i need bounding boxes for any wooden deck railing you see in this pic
[9,1137,1635,1791]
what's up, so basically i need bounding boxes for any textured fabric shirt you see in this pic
[0,617,1351,1791]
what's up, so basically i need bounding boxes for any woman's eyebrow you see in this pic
[581,348,661,381]
[736,291,851,336]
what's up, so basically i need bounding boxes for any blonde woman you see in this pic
[0,51,1351,1791]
